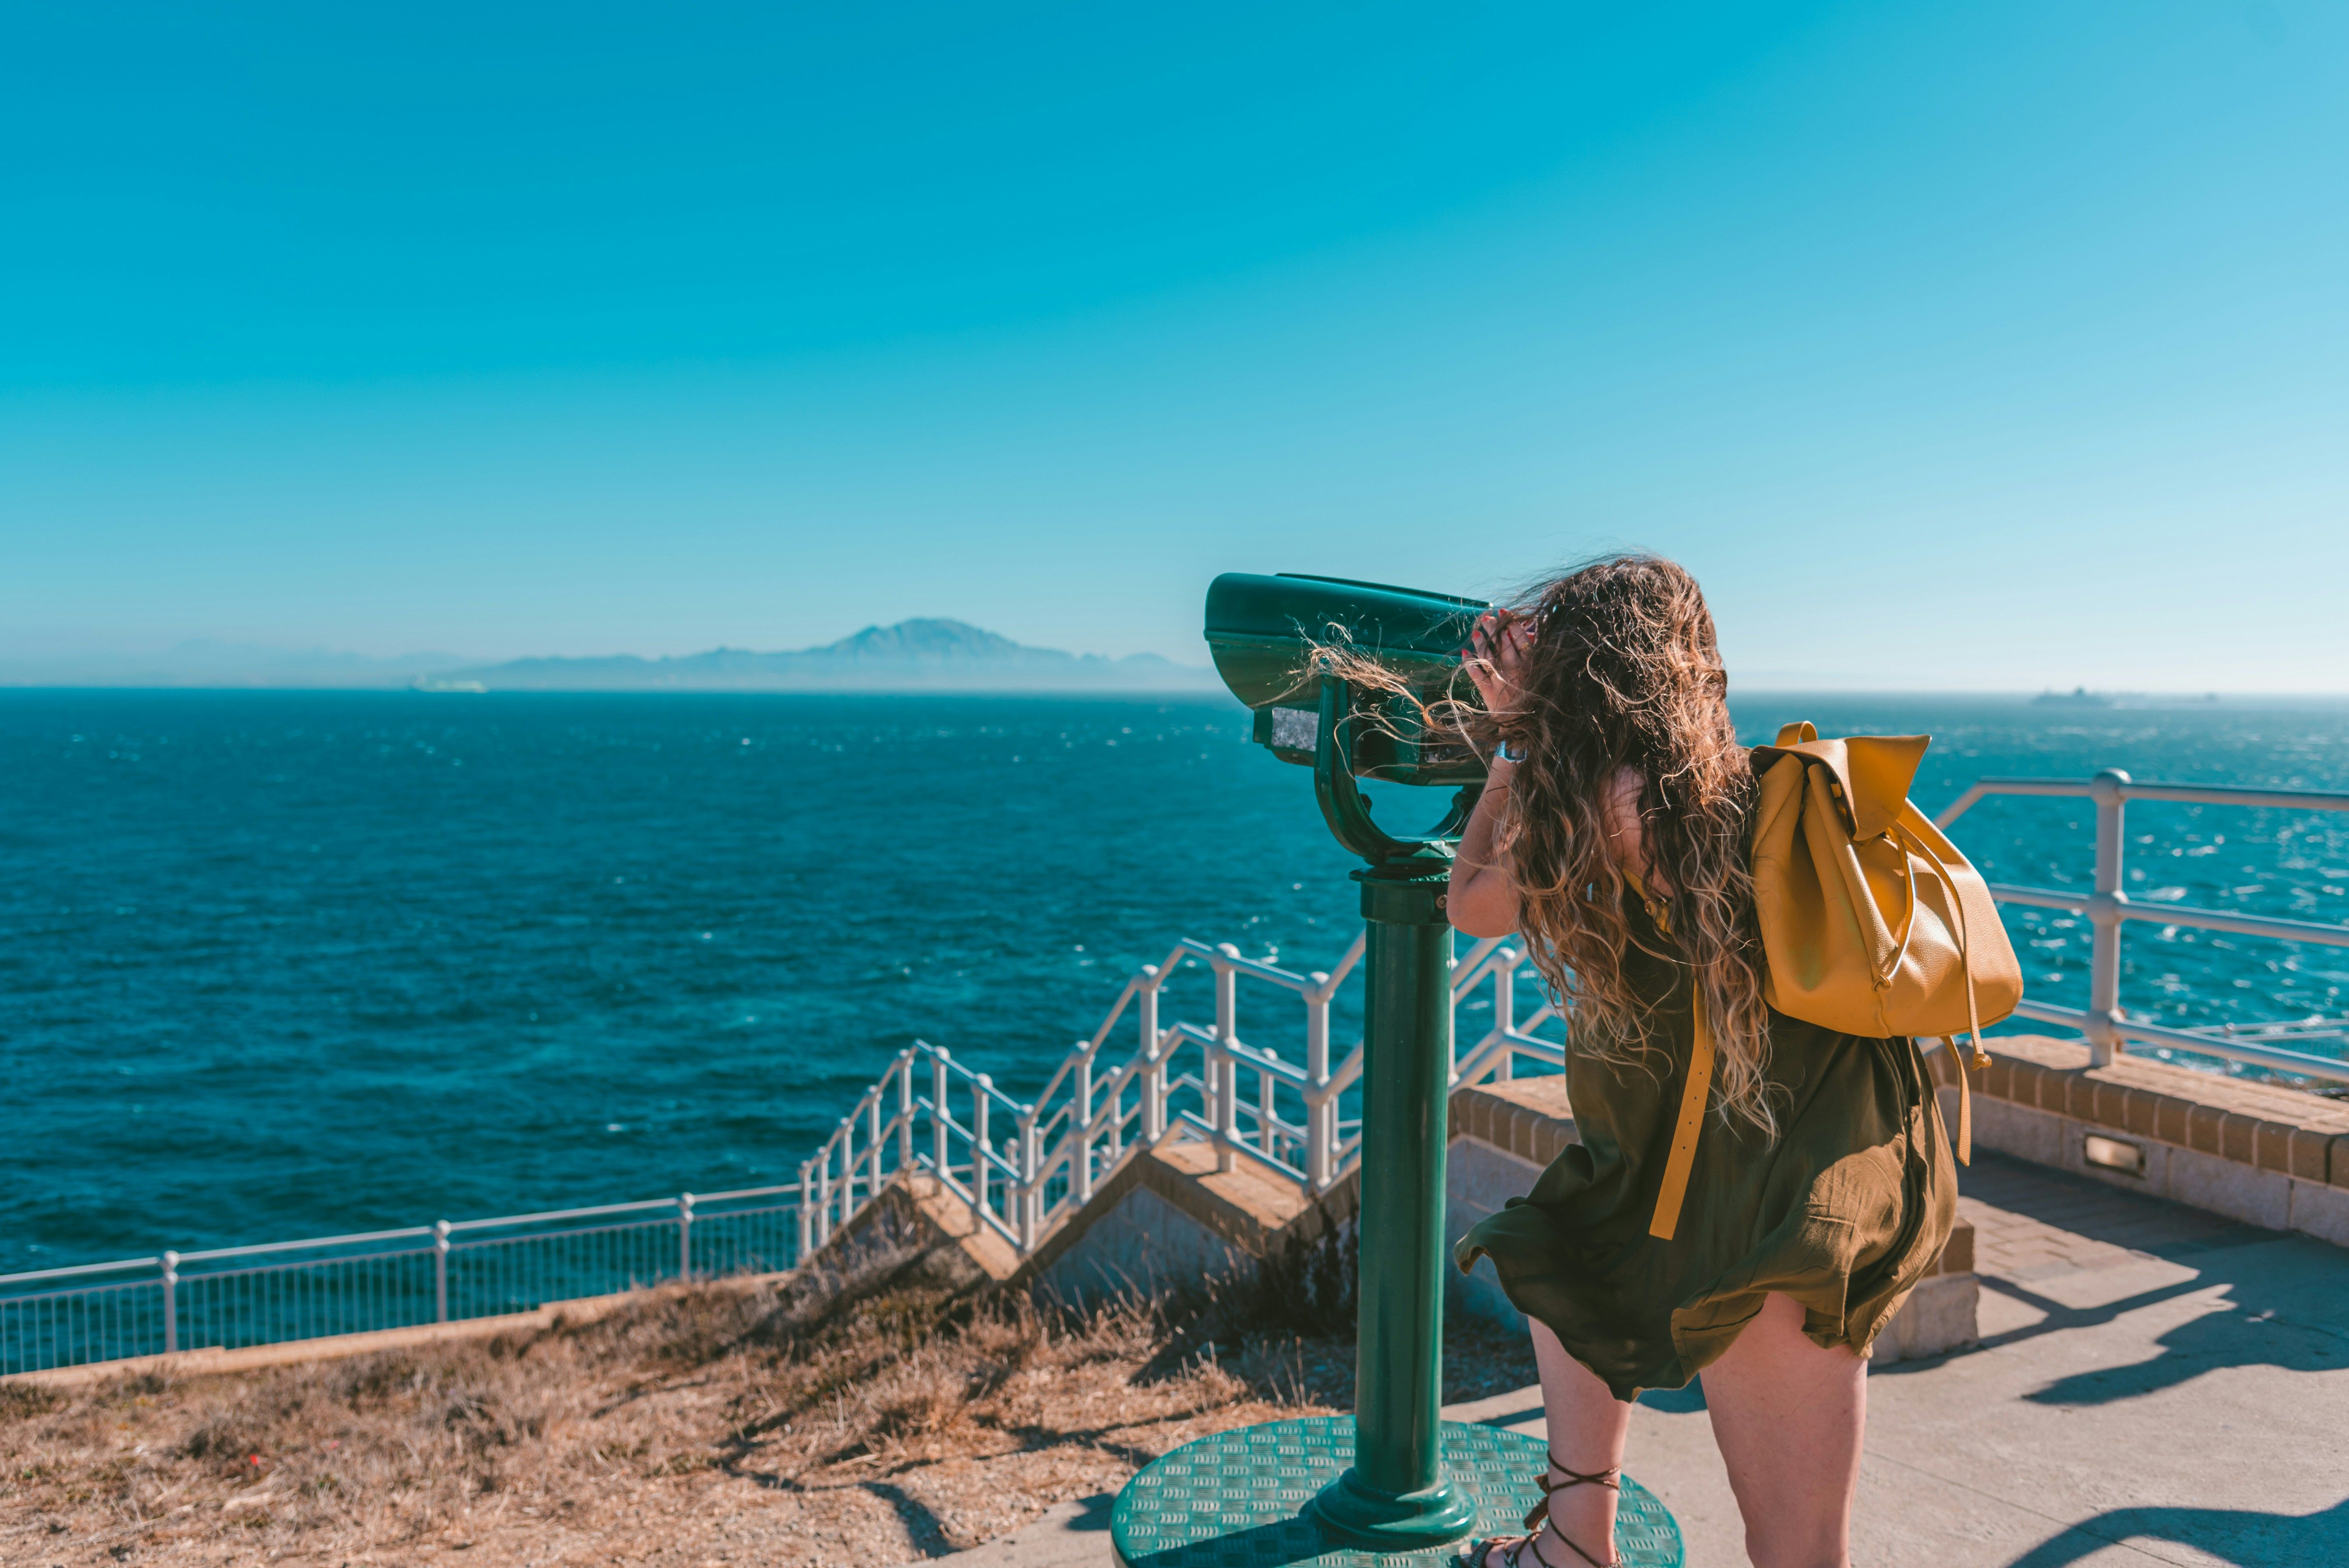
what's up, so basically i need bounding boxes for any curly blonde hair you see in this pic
[1319,554,1773,1134]
[1485,556,1771,1133]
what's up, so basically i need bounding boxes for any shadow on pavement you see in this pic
[1066,1491,1115,1532]
[1636,1382,1706,1414]
[2007,1495,2349,1567]
[1870,1150,2349,1405]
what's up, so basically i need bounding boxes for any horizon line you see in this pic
[5,684,2349,701]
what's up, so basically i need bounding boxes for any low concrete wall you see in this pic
[1937,1035,2349,1247]
[1035,1182,1251,1302]
[1447,1133,1547,1335]
[1024,1137,1351,1306]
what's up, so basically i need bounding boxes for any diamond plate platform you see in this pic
[1110,1417,1683,1567]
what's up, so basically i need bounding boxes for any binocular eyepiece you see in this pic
[1203,572,1490,863]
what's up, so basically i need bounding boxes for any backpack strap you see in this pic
[1624,870,1715,1243]
[1648,984,1713,1242]
[1888,817,1992,1166]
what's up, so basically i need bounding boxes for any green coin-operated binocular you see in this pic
[1111,575,1685,1561]
[1119,572,1504,1557]
[1204,572,1490,867]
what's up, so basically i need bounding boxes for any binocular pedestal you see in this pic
[1308,865,1478,1548]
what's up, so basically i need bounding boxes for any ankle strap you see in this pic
[1521,1453,1624,1555]
[1543,1453,1621,1492]
[1510,1517,1619,1568]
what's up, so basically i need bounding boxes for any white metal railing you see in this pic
[0,1185,802,1377]
[794,931,1568,1270]
[2,927,1563,1379]
[1937,772,2349,1083]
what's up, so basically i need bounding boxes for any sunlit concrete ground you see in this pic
[919,1151,2349,1567]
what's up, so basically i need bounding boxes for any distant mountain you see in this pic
[0,623,1218,692]
[456,620,1218,692]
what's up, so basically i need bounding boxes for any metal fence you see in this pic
[792,933,1568,1264]
[1936,771,2349,1083]
[0,1185,801,1377]
[15,768,2344,1379]
[1,926,1566,1376]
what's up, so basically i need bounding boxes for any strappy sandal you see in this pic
[1458,1452,1623,1568]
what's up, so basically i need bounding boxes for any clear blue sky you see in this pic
[5,2,2344,688]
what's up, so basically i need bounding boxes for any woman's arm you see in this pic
[1448,610,1532,938]
[1449,757,1519,936]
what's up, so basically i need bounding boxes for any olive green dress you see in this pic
[1454,900,1956,1403]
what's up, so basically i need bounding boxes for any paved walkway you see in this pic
[1956,1153,2266,1283]
[1589,1152,2349,1566]
[912,1152,2349,1566]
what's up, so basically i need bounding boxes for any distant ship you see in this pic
[410,676,488,694]
[2032,686,2113,707]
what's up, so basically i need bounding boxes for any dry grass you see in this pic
[0,1239,1534,1567]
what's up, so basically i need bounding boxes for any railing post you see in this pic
[1106,1039,1124,1166]
[897,1050,915,1175]
[836,1114,855,1222]
[1260,1047,1280,1158]
[160,1251,178,1355]
[1214,944,1241,1173]
[1491,949,1517,1082]
[816,1145,834,1244]
[2086,769,2132,1067]
[1307,972,1333,1190]
[1139,967,1165,1144]
[1018,1105,1040,1253]
[1073,1042,1096,1204]
[973,1076,993,1231]
[797,1161,816,1260]
[433,1221,451,1323]
[932,1048,951,1184]
[678,1193,695,1281]
[867,1089,885,1203]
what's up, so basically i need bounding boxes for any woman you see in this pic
[1444,556,1954,1568]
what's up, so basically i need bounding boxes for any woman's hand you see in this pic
[1450,610,1531,937]
[1463,610,1533,718]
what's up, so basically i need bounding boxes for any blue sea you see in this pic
[5,689,2347,1274]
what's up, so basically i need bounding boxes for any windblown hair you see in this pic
[1321,554,1775,1135]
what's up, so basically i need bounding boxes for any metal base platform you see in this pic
[1110,1417,1683,1567]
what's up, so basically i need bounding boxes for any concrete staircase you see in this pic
[803,1065,1984,1366]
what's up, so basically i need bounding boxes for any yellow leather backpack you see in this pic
[1648,722,2022,1240]
[1752,721,2023,1151]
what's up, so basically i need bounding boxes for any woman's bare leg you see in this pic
[1526,1318,1634,1566]
[1700,1291,1867,1568]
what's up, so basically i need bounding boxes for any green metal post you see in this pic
[1307,861,1478,1550]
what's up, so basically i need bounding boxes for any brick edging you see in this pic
[1934,1035,2349,1189]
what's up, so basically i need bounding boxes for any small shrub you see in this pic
[0,1382,64,1420]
